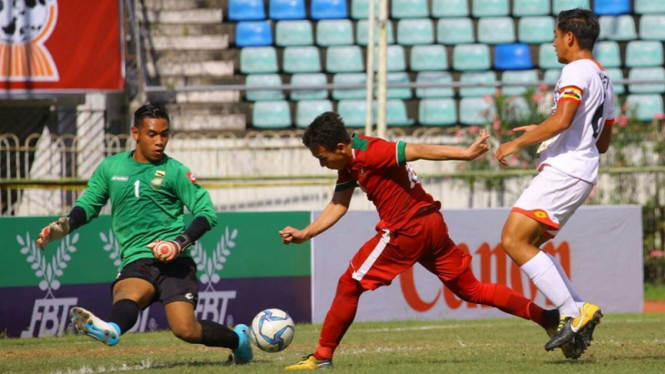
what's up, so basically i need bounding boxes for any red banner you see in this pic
[0,0,124,92]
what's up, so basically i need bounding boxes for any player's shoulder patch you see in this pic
[186,171,197,184]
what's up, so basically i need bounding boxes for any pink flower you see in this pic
[493,120,501,130]
[612,127,618,134]
[618,115,628,127]
[650,250,665,258]
[483,95,492,103]
[521,161,529,169]
[532,94,543,102]
[654,113,665,121]
[455,130,463,139]
[469,125,479,135]
[538,84,549,92]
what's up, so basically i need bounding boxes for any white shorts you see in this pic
[512,165,593,238]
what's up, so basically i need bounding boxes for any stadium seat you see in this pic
[639,15,665,41]
[253,101,292,128]
[543,69,561,84]
[311,0,348,20]
[472,0,509,17]
[379,72,412,99]
[397,18,434,45]
[626,94,664,121]
[275,20,313,46]
[635,0,665,14]
[437,18,475,45]
[235,21,273,47]
[477,17,515,45]
[593,0,630,16]
[269,0,306,20]
[415,72,454,98]
[290,73,328,100]
[453,44,491,71]
[410,45,448,71]
[539,43,562,69]
[240,47,278,74]
[460,71,497,98]
[432,0,469,18]
[229,0,265,21]
[332,73,367,100]
[553,0,590,14]
[337,100,370,127]
[629,68,665,94]
[605,68,624,95]
[513,0,550,16]
[316,20,354,46]
[245,74,285,101]
[418,99,457,126]
[625,41,664,68]
[351,0,381,20]
[494,43,533,70]
[501,70,539,96]
[599,15,636,41]
[460,97,493,125]
[327,46,364,73]
[356,20,395,45]
[296,100,333,128]
[594,41,621,68]
[283,46,321,73]
[392,0,428,19]
[386,100,414,126]
[518,17,555,44]
[374,45,407,72]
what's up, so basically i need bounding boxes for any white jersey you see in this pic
[537,59,615,184]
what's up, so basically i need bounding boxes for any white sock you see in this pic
[545,252,585,310]
[520,251,580,317]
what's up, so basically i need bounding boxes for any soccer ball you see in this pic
[250,308,295,352]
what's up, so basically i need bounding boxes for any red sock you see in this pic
[314,268,365,361]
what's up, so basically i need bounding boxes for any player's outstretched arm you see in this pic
[280,186,355,245]
[404,130,490,162]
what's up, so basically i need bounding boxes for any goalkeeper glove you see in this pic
[36,217,71,250]
[147,234,192,263]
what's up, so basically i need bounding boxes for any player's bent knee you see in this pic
[171,325,199,343]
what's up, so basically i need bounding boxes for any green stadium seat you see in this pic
[374,45,406,72]
[410,45,448,71]
[599,15,637,41]
[513,0,550,16]
[639,15,665,41]
[437,18,475,45]
[501,70,539,96]
[629,68,665,94]
[327,46,364,73]
[626,94,664,121]
[460,97,493,125]
[392,0,428,19]
[253,101,292,128]
[472,0,509,17]
[543,69,561,84]
[460,71,497,98]
[386,99,414,126]
[296,100,333,128]
[397,18,434,45]
[518,16,555,44]
[378,72,412,99]
[356,20,395,45]
[337,100,370,127]
[240,47,278,74]
[350,0,381,20]
[316,20,354,46]
[453,44,491,71]
[245,74,285,101]
[418,99,457,126]
[478,17,515,44]
[625,41,664,68]
[594,41,621,68]
[635,0,665,14]
[283,46,321,73]
[605,68,624,95]
[415,72,454,98]
[275,21,313,46]
[553,0,590,14]
[539,43,562,69]
[332,73,367,99]
[432,0,468,17]
[290,73,328,100]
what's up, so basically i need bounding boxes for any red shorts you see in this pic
[349,211,472,290]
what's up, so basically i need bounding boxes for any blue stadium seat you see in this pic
[337,100,370,127]
[374,45,407,72]
[351,0,381,20]
[316,20,354,46]
[539,43,562,69]
[397,18,434,45]
[356,20,395,45]
[240,47,278,74]
[460,71,497,98]
[311,0,348,20]
[635,0,665,14]
[275,20,313,46]
[453,44,491,71]
[410,45,448,71]
[332,73,367,100]
[290,73,328,100]
[593,0,630,15]
[605,68,624,95]
[236,21,273,47]
[437,18,475,45]
[245,74,284,101]
[553,0,590,14]
[543,69,561,84]
[594,41,621,68]
[296,100,333,128]
[415,72,454,98]
[379,72,412,99]
[501,70,539,96]
[495,43,533,70]
[327,46,364,73]
[432,0,469,17]
[229,0,265,21]
[392,0,429,19]
[460,97,493,125]
[419,99,457,126]
[253,101,292,128]
[629,68,665,94]
[283,46,321,73]
[472,0,509,17]
[386,100,414,126]
[518,17,555,44]
[269,0,306,20]
[599,15,637,41]
[513,0,550,16]
[639,15,665,41]
[478,17,515,44]
[626,94,664,121]
[625,41,664,68]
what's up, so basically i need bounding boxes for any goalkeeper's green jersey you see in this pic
[75,151,217,268]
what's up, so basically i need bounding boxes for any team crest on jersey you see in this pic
[151,170,165,189]
[186,172,197,184]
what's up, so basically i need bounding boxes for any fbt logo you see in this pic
[400,242,571,312]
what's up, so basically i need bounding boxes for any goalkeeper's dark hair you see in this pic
[557,8,600,51]
[134,102,170,128]
[302,112,351,151]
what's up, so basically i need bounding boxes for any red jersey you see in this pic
[335,134,441,231]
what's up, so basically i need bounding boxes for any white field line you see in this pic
[45,360,160,374]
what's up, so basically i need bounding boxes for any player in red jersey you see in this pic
[280,112,558,370]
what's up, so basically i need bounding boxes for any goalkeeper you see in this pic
[35,103,252,364]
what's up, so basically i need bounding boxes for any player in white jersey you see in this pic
[495,8,614,359]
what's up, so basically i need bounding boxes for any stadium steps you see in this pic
[141,0,225,11]
[166,103,248,132]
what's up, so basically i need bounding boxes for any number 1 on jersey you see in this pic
[134,180,140,198]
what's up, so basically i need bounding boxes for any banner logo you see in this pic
[0,0,59,81]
